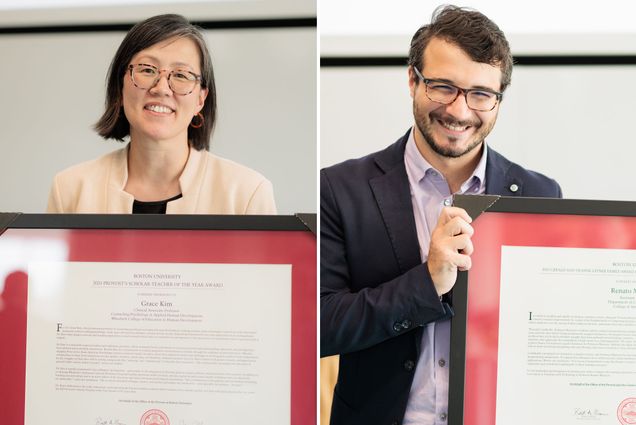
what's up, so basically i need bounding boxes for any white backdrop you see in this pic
[321,0,636,55]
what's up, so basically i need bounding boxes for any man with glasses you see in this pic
[321,5,562,425]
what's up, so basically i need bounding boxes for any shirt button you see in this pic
[509,183,519,193]
[403,360,415,371]
[438,359,446,367]
[440,412,447,421]
[443,198,452,206]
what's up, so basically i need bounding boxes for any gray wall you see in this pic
[0,9,316,214]
[321,61,636,203]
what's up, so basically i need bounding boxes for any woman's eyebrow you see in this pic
[133,56,194,69]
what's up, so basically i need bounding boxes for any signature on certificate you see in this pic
[95,418,127,425]
[573,408,608,420]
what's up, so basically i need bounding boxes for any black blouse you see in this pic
[132,194,183,214]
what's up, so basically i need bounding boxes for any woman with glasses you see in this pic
[47,14,276,214]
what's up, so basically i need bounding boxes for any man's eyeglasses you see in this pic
[412,66,502,112]
[128,63,202,96]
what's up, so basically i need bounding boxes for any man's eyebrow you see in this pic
[470,84,499,93]
[426,77,455,84]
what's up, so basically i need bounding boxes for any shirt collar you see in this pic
[404,127,488,193]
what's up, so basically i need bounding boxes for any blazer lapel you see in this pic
[369,134,422,275]
[485,146,522,196]
[369,133,426,352]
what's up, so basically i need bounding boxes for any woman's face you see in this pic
[122,36,208,145]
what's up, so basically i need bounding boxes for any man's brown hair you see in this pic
[408,5,513,92]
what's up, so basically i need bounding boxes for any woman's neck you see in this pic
[124,136,190,201]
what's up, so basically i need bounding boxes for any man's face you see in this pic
[409,37,503,159]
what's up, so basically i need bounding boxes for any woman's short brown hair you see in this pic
[408,5,513,93]
[95,14,216,151]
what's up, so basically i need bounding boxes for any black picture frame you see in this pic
[0,213,316,425]
[448,195,636,425]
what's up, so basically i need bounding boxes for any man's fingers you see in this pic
[453,252,472,271]
[429,206,476,295]
[438,206,472,225]
[429,235,473,266]
[452,234,474,256]
[443,216,474,238]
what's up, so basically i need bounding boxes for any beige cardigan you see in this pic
[47,146,276,214]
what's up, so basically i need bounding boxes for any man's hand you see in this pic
[427,206,474,296]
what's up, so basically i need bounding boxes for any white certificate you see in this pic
[497,246,636,425]
[25,261,291,425]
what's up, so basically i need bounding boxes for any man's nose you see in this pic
[444,90,473,121]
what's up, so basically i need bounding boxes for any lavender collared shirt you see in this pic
[402,128,487,425]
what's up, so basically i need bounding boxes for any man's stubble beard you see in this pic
[413,100,496,159]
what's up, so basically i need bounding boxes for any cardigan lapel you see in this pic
[166,147,206,214]
[101,144,209,214]
[105,146,134,213]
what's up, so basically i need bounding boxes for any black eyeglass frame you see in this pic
[128,63,203,96]
[412,66,503,112]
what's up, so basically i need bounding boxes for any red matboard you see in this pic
[449,196,636,425]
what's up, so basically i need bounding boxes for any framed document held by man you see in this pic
[449,195,636,425]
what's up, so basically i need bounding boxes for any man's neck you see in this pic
[413,131,484,194]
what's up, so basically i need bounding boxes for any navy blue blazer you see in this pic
[321,131,562,425]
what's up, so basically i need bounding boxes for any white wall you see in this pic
[321,0,636,55]
[321,65,636,202]
[0,25,316,214]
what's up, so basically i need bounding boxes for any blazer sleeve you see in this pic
[320,169,447,357]
[245,178,277,214]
